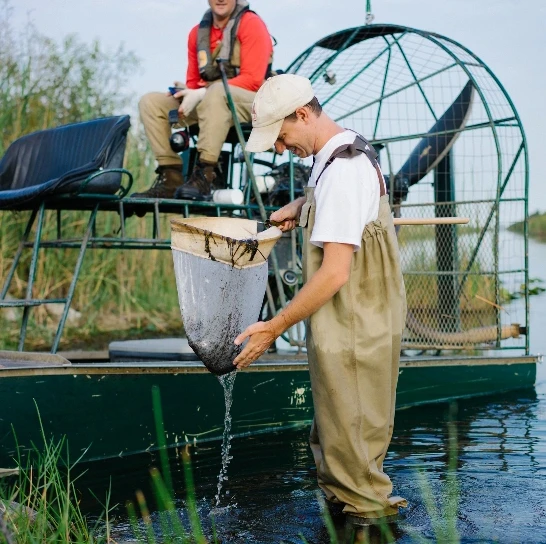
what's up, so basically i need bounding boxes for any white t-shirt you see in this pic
[308,130,382,251]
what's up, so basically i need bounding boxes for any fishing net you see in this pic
[171,217,282,375]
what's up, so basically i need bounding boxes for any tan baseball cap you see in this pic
[245,74,315,153]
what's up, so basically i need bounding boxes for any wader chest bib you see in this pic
[299,135,407,515]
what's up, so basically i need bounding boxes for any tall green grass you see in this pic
[0,206,184,351]
[0,1,183,350]
[0,0,138,154]
[0,408,112,543]
[410,404,461,544]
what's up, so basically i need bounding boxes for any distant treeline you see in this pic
[508,212,546,241]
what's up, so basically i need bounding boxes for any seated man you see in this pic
[133,0,273,201]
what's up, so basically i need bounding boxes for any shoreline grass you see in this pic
[0,410,112,543]
[0,2,184,352]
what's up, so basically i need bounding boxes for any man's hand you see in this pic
[177,88,206,117]
[166,80,187,97]
[269,196,307,232]
[233,320,280,369]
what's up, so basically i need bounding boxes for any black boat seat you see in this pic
[0,115,131,210]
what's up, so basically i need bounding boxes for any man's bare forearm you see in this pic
[268,242,353,337]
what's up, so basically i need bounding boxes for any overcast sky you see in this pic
[11,0,546,212]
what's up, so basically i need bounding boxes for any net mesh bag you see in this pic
[171,217,282,375]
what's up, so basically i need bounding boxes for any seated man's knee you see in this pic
[138,92,157,115]
[139,92,171,117]
[201,82,226,104]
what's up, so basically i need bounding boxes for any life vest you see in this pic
[197,0,272,82]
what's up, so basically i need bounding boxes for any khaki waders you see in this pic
[138,81,256,167]
[300,146,407,517]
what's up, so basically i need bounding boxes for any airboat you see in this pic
[0,23,539,465]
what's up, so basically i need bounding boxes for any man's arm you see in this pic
[228,12,273,91]
[233,241,353,368]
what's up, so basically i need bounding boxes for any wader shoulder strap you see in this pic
[315,134,386,196]
[197,0,250,81]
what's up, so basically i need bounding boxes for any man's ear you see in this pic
[295,107,310,123]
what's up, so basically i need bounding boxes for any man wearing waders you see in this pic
[234,74,407,527]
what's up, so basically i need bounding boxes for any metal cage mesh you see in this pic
[289,25,528,354]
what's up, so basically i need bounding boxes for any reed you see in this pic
[397,222,481,244]
[0,210,183,351]
[409,404,461,544]
[0,408,112,543]
[0,2,183,350]
[403,247,500,331]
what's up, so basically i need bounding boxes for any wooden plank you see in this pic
[393,217,469,225]
[0,350,70,369]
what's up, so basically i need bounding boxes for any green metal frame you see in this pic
[0,79,305,353]
[287,24,529,355]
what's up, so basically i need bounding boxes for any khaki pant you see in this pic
[138,81,256,167]
[300,192,407,516]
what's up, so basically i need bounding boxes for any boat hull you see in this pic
[0,355,538,466]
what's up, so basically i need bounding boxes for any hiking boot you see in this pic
[131,165,183,199]
[345,512,401,527]
[174,161,221,201]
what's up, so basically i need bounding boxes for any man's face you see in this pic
[208,0,237,19]
[274,115,315,158]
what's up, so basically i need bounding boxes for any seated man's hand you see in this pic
[166,80,187,97]
[177,88,206,117]
[233,321,279,369]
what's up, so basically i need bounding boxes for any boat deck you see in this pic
[0,349,540,377]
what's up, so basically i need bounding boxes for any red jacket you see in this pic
[186,11,272,92]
